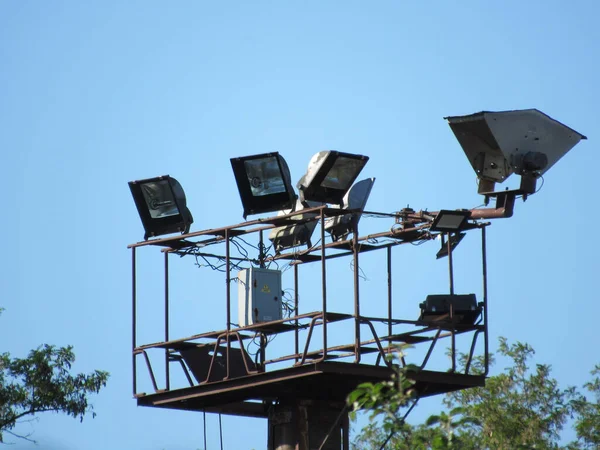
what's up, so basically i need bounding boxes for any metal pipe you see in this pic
[465,330,482,375]
[294,264,299,363]
[164,251,170,391]
[142,350,159,392]
[470,191,516,220]
[277,224,431,261]
[353,222,361,363]
[361,319,393,368]
[387,246,392,352]
[128,204,332,249]
[447,233,455,295]
[132,247,137,396]
[299,315,323,365]
[420,329,442,369]
[321,208,328,360]
[482,226,489,376]
[225,229,231,379]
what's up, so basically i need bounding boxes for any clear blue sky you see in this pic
[1,1,598,449]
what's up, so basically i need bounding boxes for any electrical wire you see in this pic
[233,235,260,250]
[349,259,369,281]
[535,174,545,193]
[378,397,420,450]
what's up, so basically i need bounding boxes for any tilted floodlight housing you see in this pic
[230,152,297,219]
[436,232,466,259]
[129,175,193,240]
[446,109,587,194]
[297,151,369,204]
[268,200,321,252]
[324,178,375,241]
[430,210,471,233]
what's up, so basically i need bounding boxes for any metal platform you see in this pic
[129,205,491,428]
[136,361,485,418]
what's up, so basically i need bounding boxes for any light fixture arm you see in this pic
[470,191,516,220]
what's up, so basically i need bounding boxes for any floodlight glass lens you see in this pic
[141,180,180,219]
[436,214,465,230]
[244,157,286,197]
[321,157,365,190]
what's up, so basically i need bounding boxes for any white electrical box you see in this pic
[238,267,283,327]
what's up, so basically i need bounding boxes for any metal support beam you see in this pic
[132,247,137,396]
[353,221,361,363]
[165,251,170,390]
[321,208,328,360]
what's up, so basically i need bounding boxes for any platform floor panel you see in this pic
[136,362,485,418]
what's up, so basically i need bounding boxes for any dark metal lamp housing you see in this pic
[419,294,481,325]
[297,151,369,204]
[446,109,586,195]
[231,152,297,219]
[129,175,194,240]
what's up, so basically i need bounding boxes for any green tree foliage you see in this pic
[349,337,600,450]
[572,364,600,448]
[0,310,109,443]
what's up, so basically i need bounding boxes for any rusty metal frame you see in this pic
[202,331,259,383]
[129,204,490,406]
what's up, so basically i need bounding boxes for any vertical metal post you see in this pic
[294,264,299,363]
[164,251,170,391]
[353,222,361,363]
[225,229,231,379]
[132,247,137,396]
[482,226,489,375]
[387,246,392,351]
[447,233,455,295]
[320,208,328,359]
[447,233,456,370]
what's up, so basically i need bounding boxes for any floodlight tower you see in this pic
[127,110,585,450]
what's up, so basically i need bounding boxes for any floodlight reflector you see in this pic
[268,200,321,252]
[430,210,470,232]
[324,178,375,241]
[129,175,193,240]
[297,151,369,204]
[446,109,586,194]
[231,152,297,218]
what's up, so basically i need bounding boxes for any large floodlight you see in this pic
[129,175,194,240]
[324,178,375,241]
[419,294,481,325]
[297,151,369,204]
[430,210,471,233]
[231,152,297,219]
[268,200,321,252]
[446,109,586,194]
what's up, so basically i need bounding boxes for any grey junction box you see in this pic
[237,267,283,327]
